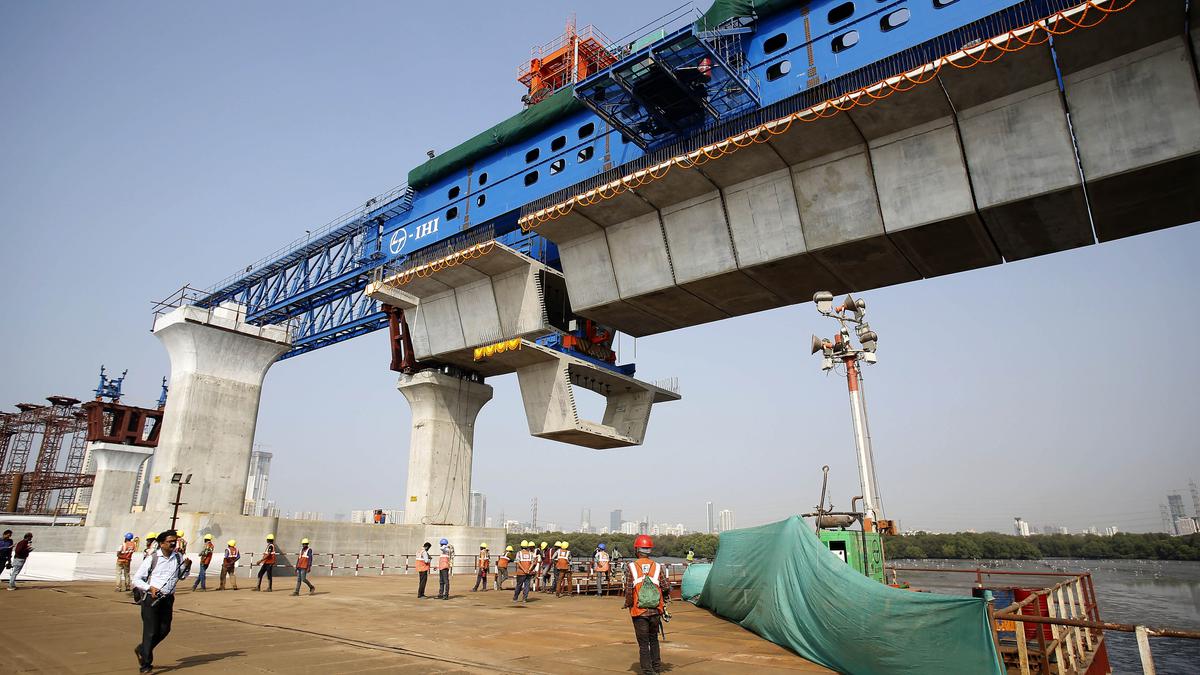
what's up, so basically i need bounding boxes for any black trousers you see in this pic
[417,570,429,597]
[632,615,663,675]
[257,563,273,589]
[437,569,450,597]
[138,594,174,666]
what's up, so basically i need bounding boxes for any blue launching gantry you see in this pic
[93,366,127,403]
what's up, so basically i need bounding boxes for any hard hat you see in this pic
[634,534,654,549]
[506,545,514,551]
[521,540,530,547]
[598,543,606,550]
[204,534,213,540]
[554,541,562,547]
[540,541,548,549]
[147,532,158,540]
[124,532,134,541]
[266,534,275,540]
[228,539,237,546]
[440,538,449,546]
[562,541,569,549]
[301,538,310,545]
[480,542,488,548]
[176,530,185,537]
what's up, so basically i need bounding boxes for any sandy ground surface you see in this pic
[0,573,830,674]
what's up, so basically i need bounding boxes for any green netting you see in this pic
[407,87,585,190]
[695,0,803,30]
[696,516,1003,675]
[681,562,712,602]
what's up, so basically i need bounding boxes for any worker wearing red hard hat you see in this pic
[622,534,671,675]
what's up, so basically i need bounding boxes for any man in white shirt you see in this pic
[132,530,186,673]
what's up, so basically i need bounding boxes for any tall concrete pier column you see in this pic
[147,304,291,515]
[398,370,492,525]
[84,442,153,527]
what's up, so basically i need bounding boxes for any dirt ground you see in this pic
[0,573,830,673]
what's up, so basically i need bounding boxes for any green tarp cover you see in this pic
[695,0,803,30]
[681,562,712,602]
[407,87,585,190]
[696,516,1003,675]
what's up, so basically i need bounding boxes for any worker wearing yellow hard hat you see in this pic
[255,534,278,592]
[219,539,240,590]
[142,533,158,562]
[174,531,188,557]
[555,541,573,597]
[192,534,216,592]
[496,545,514,591]
[537,541,552,593]
[513,540,535,603]
[471,542,491,592]
[293,537,315,596]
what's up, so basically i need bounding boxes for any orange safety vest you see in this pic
[224,546,240,566]
[200,543,214,566]
[594,550,610,572]
[498,553,510,569]
[437,549,451,571]
[477,552,490,571]
[555,549,570,570]
[117,541,136,563]
[297,547,312,570]
[263,542,276,565]
[628,559,664,617]
[515,550,535,575]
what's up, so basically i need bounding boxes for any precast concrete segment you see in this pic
[83,442,153,527]
[1060,37,1200,241]
[397,371,492,526]
[149,304,290,516]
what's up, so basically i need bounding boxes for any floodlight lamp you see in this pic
[170,473,183,484]
[863,352,877,364]
[821,357,834,371]
[859,331,877,344]
[813,291,834,314]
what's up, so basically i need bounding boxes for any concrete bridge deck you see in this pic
[0,575,831,674]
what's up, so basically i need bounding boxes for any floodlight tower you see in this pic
[810,291,883,525]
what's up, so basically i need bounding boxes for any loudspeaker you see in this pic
[811,334,825,355]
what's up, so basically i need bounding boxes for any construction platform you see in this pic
[0,574,830,674]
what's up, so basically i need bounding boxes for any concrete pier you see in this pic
[148,304,291,515]
[397,370,493,526]
[82,442,153,527]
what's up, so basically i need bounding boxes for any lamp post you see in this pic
[169,472,192,531]
[810,291,883,526]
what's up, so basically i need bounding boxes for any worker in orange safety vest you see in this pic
[592,542,612,596]
[512,540,536,603]
[471,543,491,592]
[435,538,452,600]
[292,538,316,596]
[191,534,214,591]
[219,540,240,590]
[495,545,513,590]
[622,535,672,675]
[554,541,573,597]
[116,533,137,592]
[416,541,432,598]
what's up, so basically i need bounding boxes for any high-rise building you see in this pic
[1103,526,1119,537]
[1013,517,1030,537]
[718,509,734,532]
[620,521,638,535]
[243,450,272,516]
[469,491,487,528]
[1168,494,1186,520]
[610,509,622,533]
[580,508,591,533]
[706,501,714,534]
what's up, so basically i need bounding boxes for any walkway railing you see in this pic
[891,566,1200,675]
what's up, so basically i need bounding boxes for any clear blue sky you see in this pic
[2,1,1196,535]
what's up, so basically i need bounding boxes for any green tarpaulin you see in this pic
[407,87,585,190]
[681,562,712,602]
[696,516,1003,675]
[695,0,803,30]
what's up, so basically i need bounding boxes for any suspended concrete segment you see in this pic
[520,1,1200,337]
[149,303,291,515]
[367,241,681,449]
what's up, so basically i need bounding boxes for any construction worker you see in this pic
[593,542,612,596]
[685,548,695,566]
[254,533,277,591]
[175,531,188,556]
[142,532,158,561]
[623,535,671,675]
[219,539,240,590]
[496,545,513,590]
[416,542,432,598]
[512,540,535,603]
[555,541,573,597]
[471,543,490,592]
[293,538,316,596]
[539,541,552,592]
[435,538,452,599]
[116,533,137,592]
[192,534,214,591]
